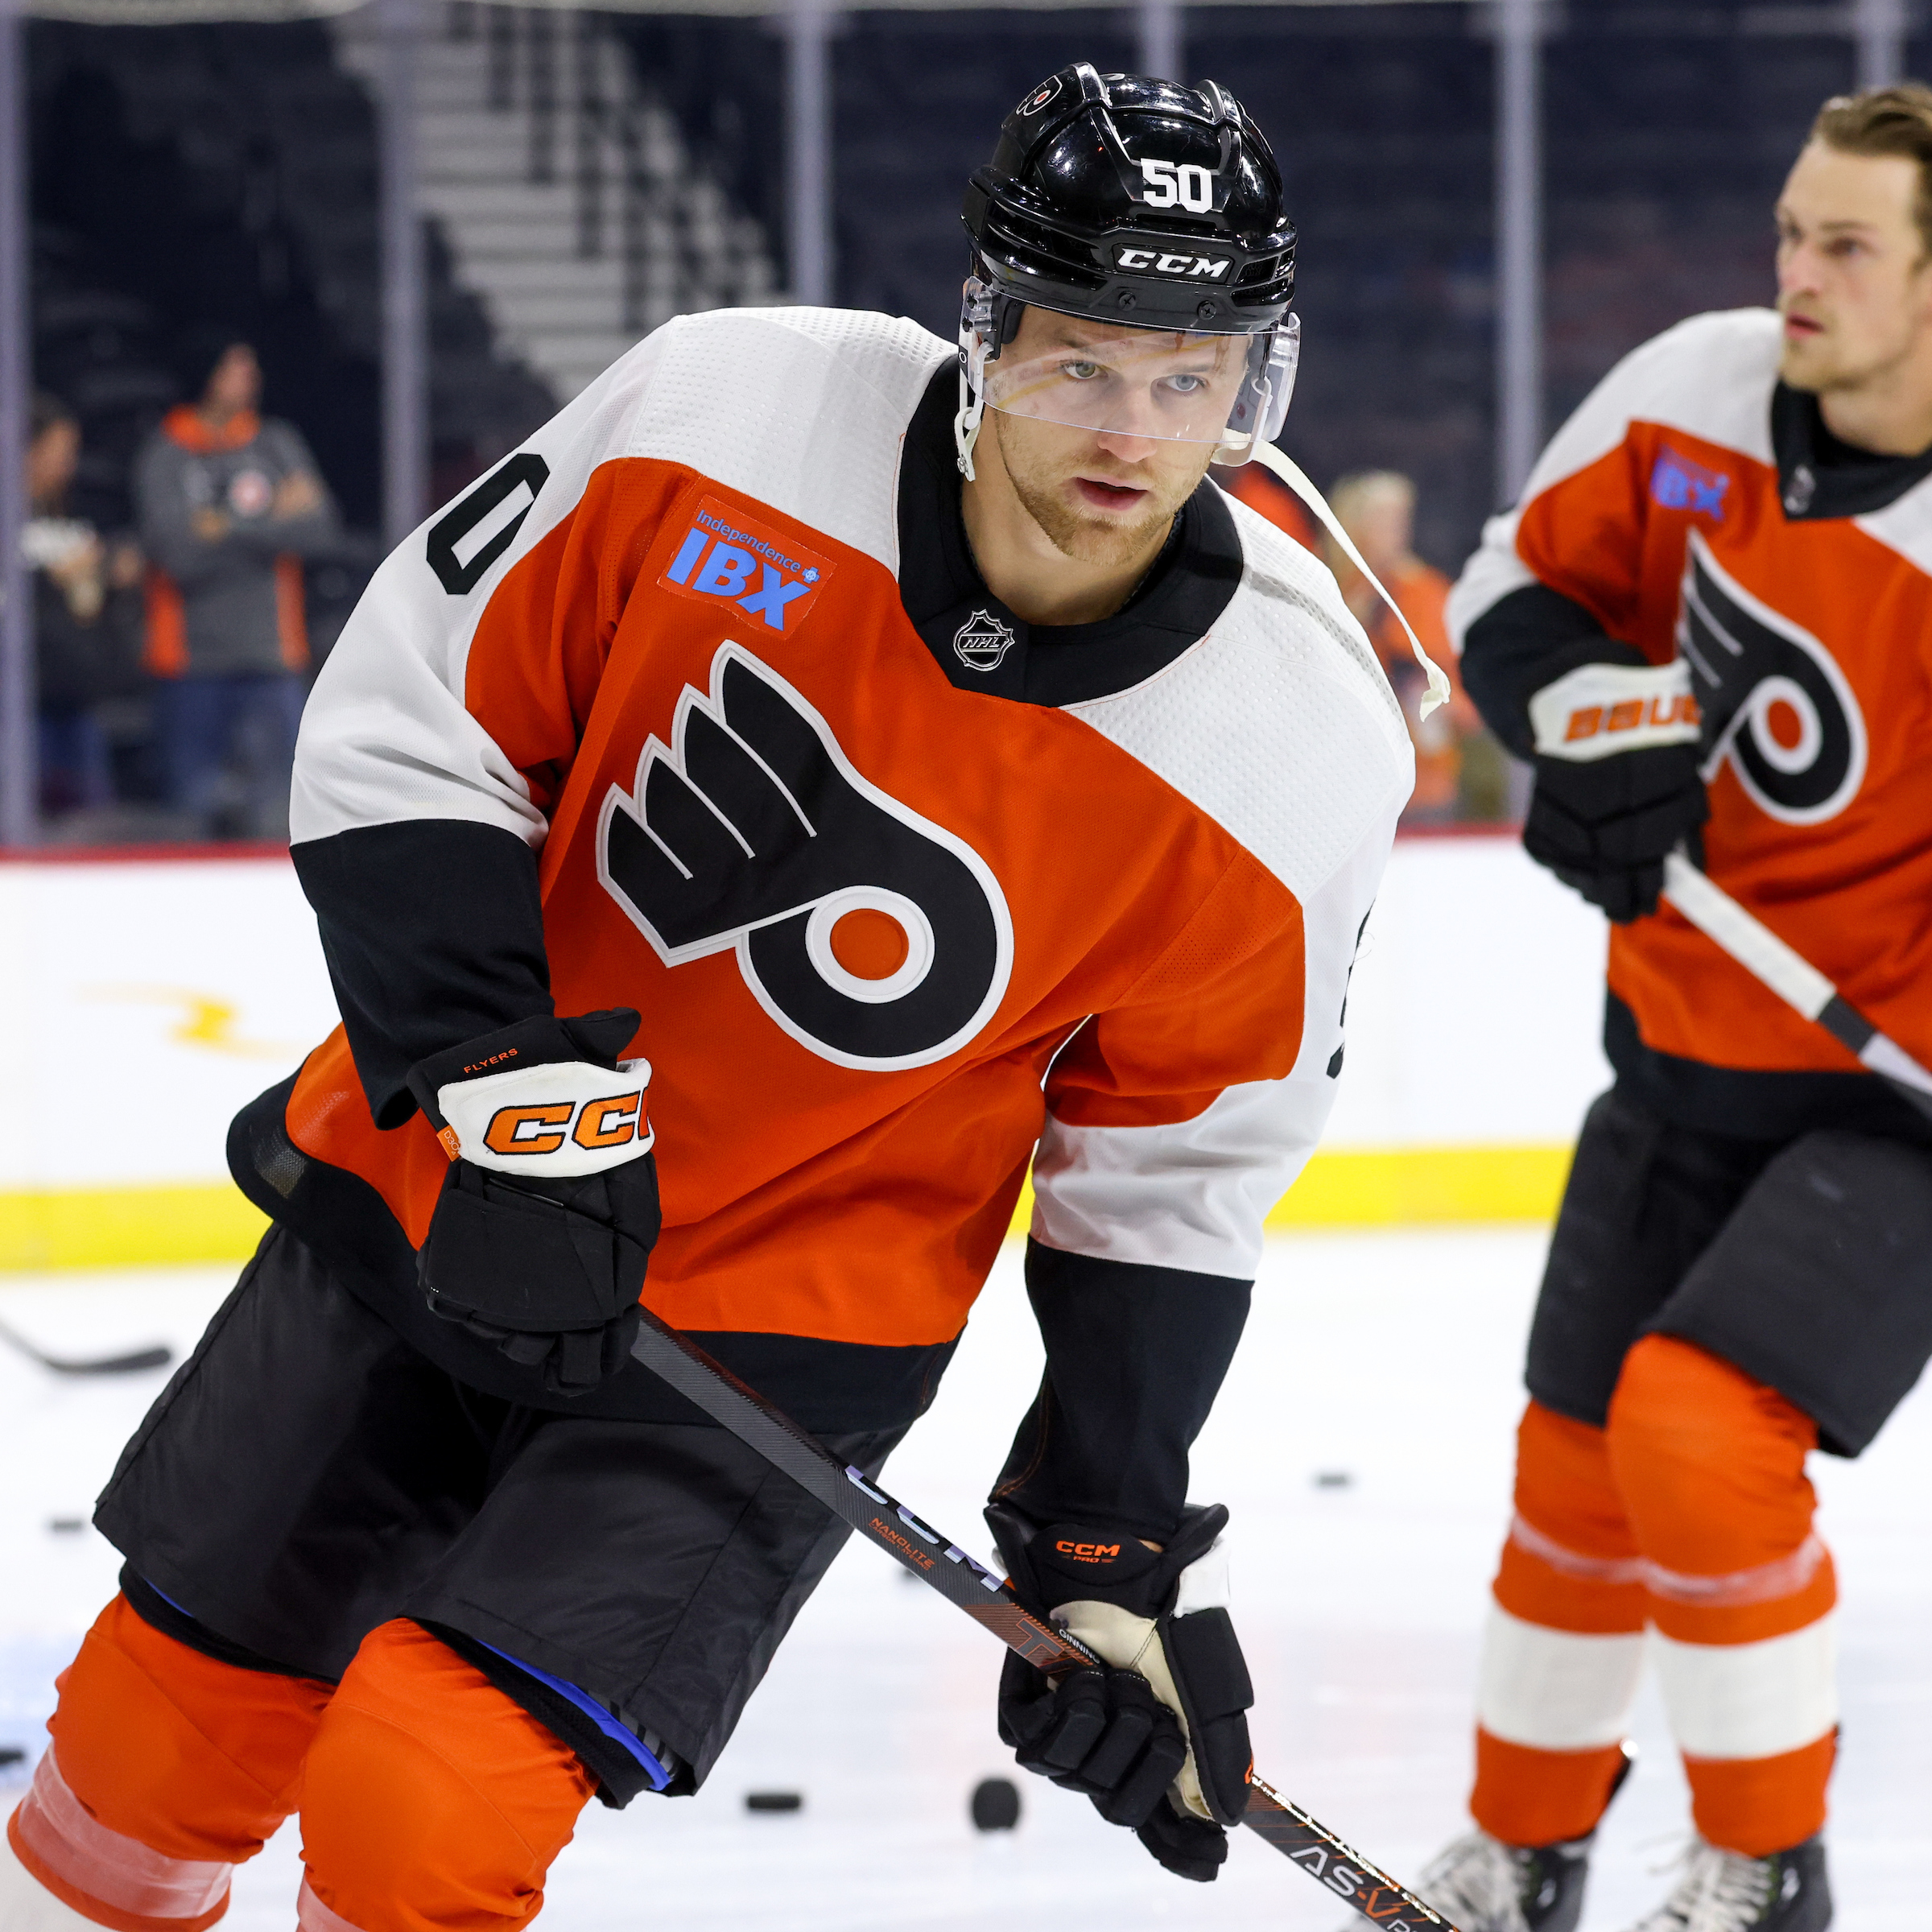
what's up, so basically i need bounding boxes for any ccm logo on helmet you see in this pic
[1137,156,1216,212]
[465,1091,646,1159]
[1115,246,1230,279]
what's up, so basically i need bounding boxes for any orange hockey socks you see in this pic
[1607,1334,1837,1856]
[1472,1402,1646,1847]
[1471,1344,1837,1857]
[296,1620,596,1932]
[7,1592,332,1931]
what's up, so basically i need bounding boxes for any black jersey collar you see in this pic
[894,365,1244,707]
[1771,382,1932,521]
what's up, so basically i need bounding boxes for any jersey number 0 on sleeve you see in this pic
[426,453,551,597]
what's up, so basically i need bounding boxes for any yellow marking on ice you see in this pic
[0,1184,270,1271]
[0,1146,1574,1272]
[1264,1142,1574,1227]
[1006,1142,1569,1241]
[85,985,300,1060]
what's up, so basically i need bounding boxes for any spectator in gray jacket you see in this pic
[134,336,340,839]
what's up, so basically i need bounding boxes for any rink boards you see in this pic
[0,835,1611,1269]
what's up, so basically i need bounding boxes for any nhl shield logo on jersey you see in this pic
[597,645,1014,1071]
[953,609,1017,674]
[659,496,836,636]
[1679,531,1867,824]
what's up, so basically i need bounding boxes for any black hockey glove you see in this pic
[406,1009,660,1397]
[1521,652,1708,923]
[988,1501,1253,1885]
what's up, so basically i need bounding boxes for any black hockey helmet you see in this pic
[953,64,1299,476]
[961,64,1296,336]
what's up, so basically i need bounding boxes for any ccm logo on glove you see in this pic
[433,1058,654,1175]
[404,1010,662,1397]
[988,1501,1254,1885]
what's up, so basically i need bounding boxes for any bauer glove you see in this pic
[987,1501,1253,1884]
[406,1009,660,1397]
[1521,650,1708,923]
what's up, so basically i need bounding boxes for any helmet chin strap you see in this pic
[955,320,993,481]
[1248,442,1451,720]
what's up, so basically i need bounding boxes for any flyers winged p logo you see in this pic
[1678,531,1866,824]
[597,646,1014,1071]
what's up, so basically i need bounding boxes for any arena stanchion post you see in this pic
[627,1310,1458,1932]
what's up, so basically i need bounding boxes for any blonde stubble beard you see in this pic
[1776,273,1932,398]
[993,415,1213,568]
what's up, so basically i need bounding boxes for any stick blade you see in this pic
[43,1344,174,1377]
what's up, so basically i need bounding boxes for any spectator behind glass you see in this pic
[1323,472,1506,825]
[134,335,340,840]
[27,392,145,818]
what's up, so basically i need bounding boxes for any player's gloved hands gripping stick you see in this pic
[988,1501,1254,1884]
[1523,645,1708,923]
[407,1009,660,1397]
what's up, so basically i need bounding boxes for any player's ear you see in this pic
[1910,242,1932,301]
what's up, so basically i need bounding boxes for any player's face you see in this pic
[986,310,1239,566]
[1775,142,1932,393]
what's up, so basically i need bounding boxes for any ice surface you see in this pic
[2,1232,1926,1929]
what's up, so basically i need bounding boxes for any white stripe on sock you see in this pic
[9,1747,233,1919]
[1653,1616,1839,1761]
[1476,1603,1646,1750]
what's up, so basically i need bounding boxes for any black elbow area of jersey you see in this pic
[293,819,555,1129]
[993,1241,1250,1542]
[1461,584,1637,757]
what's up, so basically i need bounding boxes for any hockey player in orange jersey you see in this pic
[0,69,1418,1932]
[1396,85,1932,1932]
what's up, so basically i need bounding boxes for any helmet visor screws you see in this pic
[956,64,1298,475]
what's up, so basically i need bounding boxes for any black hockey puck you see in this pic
[0,1747,24,1769]
[1314,1471,1353,1490]
[47,1517,85,1534]
[745,1790,803,1813]
[970,1776,1021,1831]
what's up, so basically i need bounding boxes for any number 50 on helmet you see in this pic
[956,63,1300,477]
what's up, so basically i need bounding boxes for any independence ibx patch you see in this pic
[658,495,836,636]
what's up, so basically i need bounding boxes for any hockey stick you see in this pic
[1660,851,1932,1124]
[0,1312,172,1377]
[628,1311,1455,1931]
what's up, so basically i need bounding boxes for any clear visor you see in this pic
[969,295,1298,459]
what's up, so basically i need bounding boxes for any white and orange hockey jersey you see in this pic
[232,307,1410,1530]
[1450,308,1932,1137]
